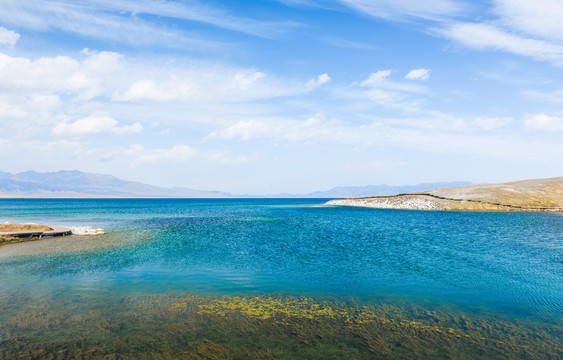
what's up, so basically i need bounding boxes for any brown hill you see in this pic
[326,177,563,211]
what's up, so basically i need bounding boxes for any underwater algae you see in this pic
[1,199,562,359]
[1,293,561,360]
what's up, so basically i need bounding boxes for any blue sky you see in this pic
[0,0,562,194]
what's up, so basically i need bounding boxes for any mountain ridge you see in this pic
[0,170,470,198]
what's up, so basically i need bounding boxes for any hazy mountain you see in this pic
[288,182,472,198]
[0,170,231,197]
[0,170,471,198]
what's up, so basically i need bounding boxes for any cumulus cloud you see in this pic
[113,69,292,102]
[0,48,317,141]
[405,69,430,80]
[305,73,331,90]
[116,79,182,101]
[0,49,305,107]
[52,115,143,136]
[0,94,61,122]
[347,160,408,170]
[0,27,20,46]
[524,113,563,131]
[0,50,123,100]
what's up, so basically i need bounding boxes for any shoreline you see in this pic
[0,223,104,246]
[326,194,563,212]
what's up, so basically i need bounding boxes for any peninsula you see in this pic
[326,177,563,212]
[0,223,104,245]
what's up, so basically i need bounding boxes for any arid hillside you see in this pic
[326,177,563,211]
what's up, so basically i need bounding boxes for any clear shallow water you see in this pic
[0,199,562,358]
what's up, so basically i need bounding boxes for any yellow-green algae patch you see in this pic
[1,293,561,359]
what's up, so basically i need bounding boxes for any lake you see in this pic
[0,198,561,359]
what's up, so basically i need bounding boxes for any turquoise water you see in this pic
[0,199,562,358]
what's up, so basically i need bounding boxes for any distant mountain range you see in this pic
[0,170,471,198]
[284,182,472,198]
[0,170,230,197]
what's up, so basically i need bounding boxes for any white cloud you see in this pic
[362,70,392,85]
[124,144,199,165]
[206,113,563,163]
[361,71,428,93]
[101,143,254,167]
[2,139,89,163]
[522,88,563,103]
[361,89,408,108]
[438,1,563,66]
[0,0,297,52]
[322,37,378,50]
[52,115,143,137]
[331,71,430,111]
[524,113,563,131]
[0,27,20,46]
[0,93,64,136]
[0,53,78,91]
[208,114,340,142]
[383,113,512,132]
[0,48,317,140]
[116,79,182,102]
[305,73,331,90]
[405,69,430,80]
[0,94,60,121]
[0,50,301,105]
[0,1,217,50]
[91,0,299,38]
[494,0,563,41]
[338,0,463,21]
[208,120,274,141]
[0,51,123,100]
[473,117,512,130]
[440,23,563,65]
[114,69,292,102]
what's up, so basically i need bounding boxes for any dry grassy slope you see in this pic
[0,223,52,232]
[419,177,563,210]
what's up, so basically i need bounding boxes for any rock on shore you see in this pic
[326,195,443,210]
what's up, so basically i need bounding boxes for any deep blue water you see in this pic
[1,198,561,321]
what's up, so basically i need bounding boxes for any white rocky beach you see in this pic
[326,196,443,211]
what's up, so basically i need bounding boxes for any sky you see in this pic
[0,0,562,194]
